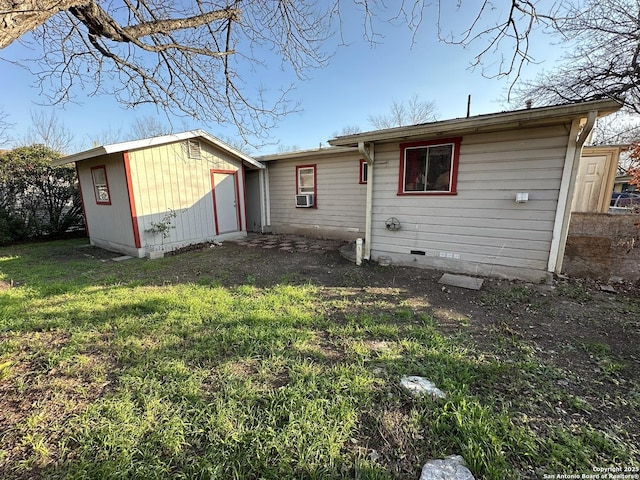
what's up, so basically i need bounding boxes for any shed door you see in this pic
[572,155,608,213]
[211,170,240,234]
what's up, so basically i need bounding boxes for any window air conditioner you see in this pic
[295,193,314,207]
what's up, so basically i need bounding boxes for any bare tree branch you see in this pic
[0,107,12,147]
[0,1,576,143]
[513,0,637,113]
[19,110,74,153]
[368,94,437,129]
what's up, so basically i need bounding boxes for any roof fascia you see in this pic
[329,99,622,147]
[258,146,359,162]
[54,130,265,169]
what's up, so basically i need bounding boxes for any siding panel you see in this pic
[370,124,572,279]
[128,140,244,253]
[266,151,366,240]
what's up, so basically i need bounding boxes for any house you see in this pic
[260,99,621,281]
[258,146,366,240]
[55,131,265,258]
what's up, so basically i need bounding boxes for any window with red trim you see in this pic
[399,138,460,195]
[359,159,368,184]
[91,165,111,205]
[296,164,316,195]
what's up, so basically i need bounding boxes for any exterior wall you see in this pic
[127,140,247,256]
[368,125,572,281]
[564,212,640,281]
[77,153,139,256]
[265,150,366,241]
[245,169,263,232]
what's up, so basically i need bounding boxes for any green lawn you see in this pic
[0,239,637,479]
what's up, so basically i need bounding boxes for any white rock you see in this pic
[419,455,475,480]
[400,376,446,399]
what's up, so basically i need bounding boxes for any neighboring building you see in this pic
[55,131,265,258]
[572,145,627,213]
[262,99,621,281]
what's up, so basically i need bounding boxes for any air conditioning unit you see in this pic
[295,193,314,208]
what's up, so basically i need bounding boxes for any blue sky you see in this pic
[0,2,564,155]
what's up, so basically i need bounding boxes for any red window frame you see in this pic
[296,164,317,208]
[90,165,112,205]
[359,159,368,184]
[397,137,461,196]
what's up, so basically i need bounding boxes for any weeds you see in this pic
[0,239,638,479]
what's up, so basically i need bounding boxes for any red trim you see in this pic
[397,137,461,196]
[123,152,141,249]
[210,169,241,234]
[90,165,112,205]
[234,171,242,231]
[359,159,368,184]
[295,164,317,208]
[75,162,89,237]
[241,165,248,231]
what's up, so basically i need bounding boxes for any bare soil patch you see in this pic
[2,234,638,477]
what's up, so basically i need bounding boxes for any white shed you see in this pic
[56,131,265,258]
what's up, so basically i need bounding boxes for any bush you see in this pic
[0,145,84,244]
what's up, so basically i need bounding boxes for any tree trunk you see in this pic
[0,0,88,49]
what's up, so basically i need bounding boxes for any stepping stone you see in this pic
[420,455,475,480]
[438,273,484,290]
[112,255,134,262]
[400,376,446,399]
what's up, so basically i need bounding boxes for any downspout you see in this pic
[547,110,598,274]
[358,141,374,260]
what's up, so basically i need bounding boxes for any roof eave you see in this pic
[329,99,622,147]
[53,130,265,169]
[258,146,359,162]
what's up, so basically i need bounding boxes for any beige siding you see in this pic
[266,151,366,240]
[78,153,138,255]
[128,140,245,253]
[370,124,571,280]
[78,153,136,255]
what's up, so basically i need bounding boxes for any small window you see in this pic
[296,165,316,195]
[399,138,461,195]
[188,140,201,159]
[359,159,368,184]
[91,165,111,205]
[296,164,317,208]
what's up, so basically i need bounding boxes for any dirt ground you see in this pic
[216,234,640,457]
[3,233,639,477]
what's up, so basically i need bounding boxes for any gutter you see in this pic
[359,141,374,260]
[547,110,598,274]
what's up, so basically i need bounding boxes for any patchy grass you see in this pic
[0,239,638,479]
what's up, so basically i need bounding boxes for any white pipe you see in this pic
[358,141,374,260]
[547,110,598,273]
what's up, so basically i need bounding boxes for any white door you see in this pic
[211,170,240,234]
[572,154,608,213]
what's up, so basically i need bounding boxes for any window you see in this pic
[187,140,201,159]
[295,164,317,208]
[91,165,111,205]
[296,165,316,194]
[398,138,461,195]
[359,159,368,184]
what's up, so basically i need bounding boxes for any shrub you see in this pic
[0,145,83,244]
